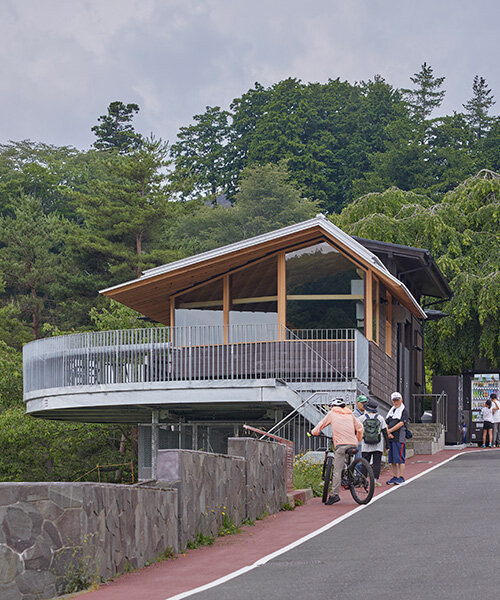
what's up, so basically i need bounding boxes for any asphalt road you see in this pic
[180,450,500,600]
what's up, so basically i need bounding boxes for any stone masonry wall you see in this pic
[227,438,287,521]
[157,449,246,550]
[0,482,178,600]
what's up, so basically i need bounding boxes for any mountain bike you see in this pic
[307,433,375,505]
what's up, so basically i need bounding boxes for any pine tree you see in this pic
[402,62,446,122]
[463,75,496,140]
[91,101,142,153]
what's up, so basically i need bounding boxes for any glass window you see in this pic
[230,256,278,340]
[175,279,223,343]
[285,242,364,332]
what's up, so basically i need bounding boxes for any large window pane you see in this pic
[175,279,223,343]
[285,242,364,332]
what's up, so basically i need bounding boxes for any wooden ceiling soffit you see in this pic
[103,224,424,320]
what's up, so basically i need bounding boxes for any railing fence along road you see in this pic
[24,325,368,396]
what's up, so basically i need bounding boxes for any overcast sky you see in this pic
[1,0,499,150]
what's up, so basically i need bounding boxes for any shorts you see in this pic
[388,441,406,464]
[483,421,494,431]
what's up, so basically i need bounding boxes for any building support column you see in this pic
[223,275,230,344]
[151,409,159,480]
[277,251,286,340]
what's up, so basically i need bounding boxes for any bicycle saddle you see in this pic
[346,447,357,456]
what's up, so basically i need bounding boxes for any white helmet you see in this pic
[331,398,345,407]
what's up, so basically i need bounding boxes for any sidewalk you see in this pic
[78,447,480,600]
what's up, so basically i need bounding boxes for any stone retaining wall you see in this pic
[227,438,287,520]
[157,449,246,550]
[0,482,178,600]
[1,439,287,600]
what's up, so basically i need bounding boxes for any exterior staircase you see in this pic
[405,423,445,455]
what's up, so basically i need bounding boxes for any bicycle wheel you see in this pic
[322,456,334,503]
[348,458,374,504]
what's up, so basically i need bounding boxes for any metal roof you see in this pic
[101,214,427,319]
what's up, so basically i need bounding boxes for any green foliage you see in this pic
[59,545,98,594]
[280,501,295,511]
[171,162,319,253]
[463,76,496,141]
[218,513,240,536]
[0,195,72,339]
[186,532,216,549]
[91,101,142,153]
[0,408,133,482]
[293,457,323,497]
[89,299,155,331]
[335,173,500,373]
[402,62,446,122]
[0,341,23,410]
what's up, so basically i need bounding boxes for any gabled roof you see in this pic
[354,237,452,300]
[101,215,427,323]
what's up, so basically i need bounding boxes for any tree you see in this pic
[171,162,319,252]
[0,195,70,339]
[0,407,134,482]
[0,141,81,217]
[169,106,232,201]
[463,75,496,141]
[0,341,23,411]
[334,173,500,374]
[402,62,446,122]
[91,101,142,153]
[73,137,177,281]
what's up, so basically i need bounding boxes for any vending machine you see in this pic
[463,371,499,444]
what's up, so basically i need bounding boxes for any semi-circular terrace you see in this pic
[23,325,369,423]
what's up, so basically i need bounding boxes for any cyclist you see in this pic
[311,397,363,505]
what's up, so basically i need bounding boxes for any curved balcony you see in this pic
[23,325,369,422]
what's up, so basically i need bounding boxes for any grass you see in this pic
[293,456,323,497]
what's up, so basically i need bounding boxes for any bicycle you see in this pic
[307,433,375,505]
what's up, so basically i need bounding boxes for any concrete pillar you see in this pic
[151,410,159,480]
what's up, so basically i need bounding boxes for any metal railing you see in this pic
[411,392,448,431]
[23,325,368,396]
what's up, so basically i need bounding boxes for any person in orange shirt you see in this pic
[311,398,364,505]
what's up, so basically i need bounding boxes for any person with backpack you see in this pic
[311,397,364,505]
[359,399,389,487]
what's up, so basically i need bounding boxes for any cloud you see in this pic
[0,0,498,149]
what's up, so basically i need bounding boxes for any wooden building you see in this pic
[23,215,451,475]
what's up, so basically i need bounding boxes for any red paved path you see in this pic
[80,448,481,600]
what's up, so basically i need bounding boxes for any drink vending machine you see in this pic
[463,371,499,444]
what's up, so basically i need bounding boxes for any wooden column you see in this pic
[277,251,286,340]
[365,270,373,341]
[385,291,392,356]
[223,275,230,344]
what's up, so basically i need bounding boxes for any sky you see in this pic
[1,0,499,150]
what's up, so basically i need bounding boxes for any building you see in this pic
[23,215,451,477]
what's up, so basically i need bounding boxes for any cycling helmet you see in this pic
[331,397,346,407]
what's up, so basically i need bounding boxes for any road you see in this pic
[176,450,500,600]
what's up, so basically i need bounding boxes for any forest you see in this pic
[0,63,499,481]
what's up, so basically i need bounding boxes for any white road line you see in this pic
[164,450,476,600]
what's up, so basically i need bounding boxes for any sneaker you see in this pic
[386,477,398,485]
[482,444,486,448]
[374,481,382,487]
[325,494,340,505]
[488,444,492,448]
[393,477,405,485]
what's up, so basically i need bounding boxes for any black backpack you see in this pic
[363,414,381,444]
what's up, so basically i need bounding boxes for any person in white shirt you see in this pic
[490,393,500,447]
[481,399,494,448]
